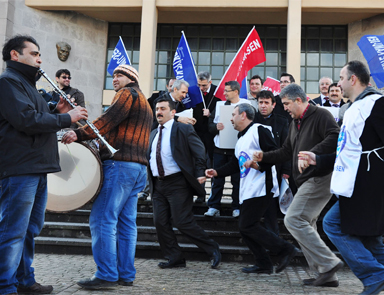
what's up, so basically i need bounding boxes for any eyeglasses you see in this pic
[61,76,71,80]
[280,80,290,84]
[224,89,234,93]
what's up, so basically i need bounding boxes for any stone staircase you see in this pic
[36,179,338,263]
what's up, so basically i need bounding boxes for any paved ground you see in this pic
[32,254,363,295]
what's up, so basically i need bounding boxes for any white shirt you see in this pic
[149,119,181,177]
[320,94,328,106]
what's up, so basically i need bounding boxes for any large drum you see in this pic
[46,141,103,212]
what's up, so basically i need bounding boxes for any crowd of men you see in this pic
[1,34,384,295]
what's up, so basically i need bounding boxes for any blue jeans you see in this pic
[323,201,384,286]
[208,152,239,210]
[0,174,48,295]
[90,160,146,283]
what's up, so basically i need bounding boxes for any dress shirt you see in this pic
[150,119,181,177]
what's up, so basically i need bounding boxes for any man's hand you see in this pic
[197,176,206,184]
[217,123,224,131]
[56,96,76,113]
[61,130,77,144]
[252,150,263,162]
[203,108,210,117]
[205,169,218,178]
[177,116,197,125]
[298,151,316,173]
[243,160,259,170]
[68,106,88,123]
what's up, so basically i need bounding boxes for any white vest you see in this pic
[235,124,279,204]
[331,94,383,198]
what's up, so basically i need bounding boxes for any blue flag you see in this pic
[357,35,384,88]
[107,37,131,76]
[239,76,248,99]
[173,32,203,109]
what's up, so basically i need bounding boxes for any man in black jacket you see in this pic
[254,90,291,235]
[0,35,87,295]
[147,97,221,269]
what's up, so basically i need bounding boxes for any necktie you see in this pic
[156,125,165,178]
[324,96,329,101]
[203,92,208,96]
[332,104,338,107]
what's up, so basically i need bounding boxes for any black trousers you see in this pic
[239,195,293,269]
[152,173,218,261]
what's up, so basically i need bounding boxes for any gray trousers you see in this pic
[284,174,341,276]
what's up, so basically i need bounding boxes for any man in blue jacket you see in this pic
[0,35,87,295]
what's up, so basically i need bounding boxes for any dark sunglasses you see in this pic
[61,76,71,80]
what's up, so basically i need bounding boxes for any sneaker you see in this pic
[204,208,220,217]
[18,282,53,294]
[77,276,118,290]
[232,209,240,218]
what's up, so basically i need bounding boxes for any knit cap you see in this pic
[113,64,139,84]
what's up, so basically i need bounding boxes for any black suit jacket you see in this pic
[323,100,346,107]
[274,95,292,123]
[193,85,220,134]
[147,121,206,197]
[312,95,322,106]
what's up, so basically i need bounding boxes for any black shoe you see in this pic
[313,261,344,286]
[195,196,205,203]
[359,280,384,295]
[118,279,133,286]
[276,246,299,273]
[303,278,339,287]
[77,276,118,290]
[18,282,53,294]
[158,258,186,269]
[210,248,221,269]
[241,265,273,274]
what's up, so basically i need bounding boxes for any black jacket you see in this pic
[193,85,220,134]
[254,111,291,177]
[0,60,71,179]
[147,121,206,197]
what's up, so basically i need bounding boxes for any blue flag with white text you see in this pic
[107,37,131,76]
[358,35,384,88]
[173,32,203,109]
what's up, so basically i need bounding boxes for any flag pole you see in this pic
[119,36,131,65]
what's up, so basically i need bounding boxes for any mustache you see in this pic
[157,114,163,118]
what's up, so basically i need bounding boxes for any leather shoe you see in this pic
[77,276,118,290]
[118,279,133,286]
[276,246,299,273]
[158,258,186,269]
[303,278,339,287]
[313,261,344,286]
[242,265,273,274]
[210,248,221,269]
[18,282,53,294]
[359,280,384,295]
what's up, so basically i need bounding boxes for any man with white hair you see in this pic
[313,77,333,106]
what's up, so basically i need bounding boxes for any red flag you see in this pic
[262,77,281,96]
[214,27,266,101]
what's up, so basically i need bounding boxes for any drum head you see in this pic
[46,141,103,212]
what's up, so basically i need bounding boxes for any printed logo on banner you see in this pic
[239,151,251,178]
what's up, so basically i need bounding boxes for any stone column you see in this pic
[0,0,15,71]
[286,0,302,84]
[139,0,157,98]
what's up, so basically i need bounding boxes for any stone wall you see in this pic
[349,13,384,89]
[0,0,108,119]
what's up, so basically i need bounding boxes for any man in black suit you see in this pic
[151,79,196,130]
[147,97,221,269]
[323,83,345,108]
[254,90,291,235]
[312,77,333,106]
[275,73,295,123]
